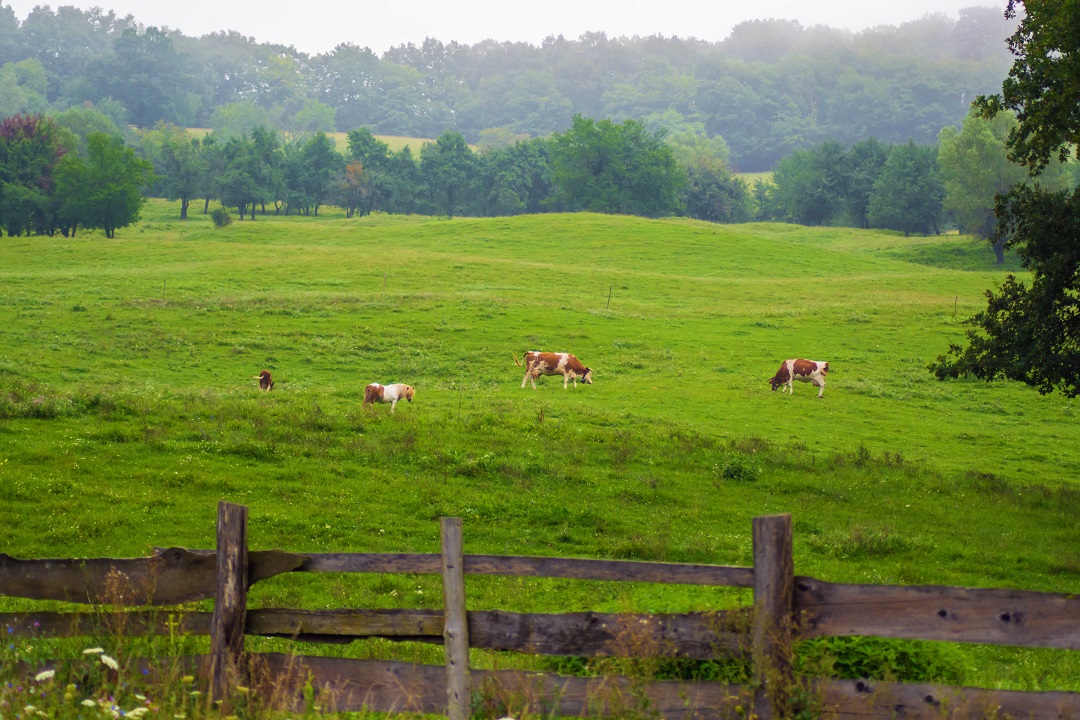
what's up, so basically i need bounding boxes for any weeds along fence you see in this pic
[2,501,1080,719]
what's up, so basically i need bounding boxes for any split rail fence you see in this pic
[2,501,1079,719]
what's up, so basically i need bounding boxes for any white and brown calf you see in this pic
[363,382,415,413]
[513,351,593,389]
[768,359,829,398]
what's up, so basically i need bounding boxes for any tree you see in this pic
[474,138,554,216]
[288,101,337,136]
[54,132,154,238]
[867,141,944,236]
[844,138,890,229]
[420,131,475,218]
[0,113,67,236]
[549,114,685,217]
[97,27,201,128]
[769,141,847,225]
[344,127,394,214]
[933,0,1080,396]
[282,131,344,215]
[142,123,205,219]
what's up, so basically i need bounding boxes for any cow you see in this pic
[253,370,275,391]
[768,359,829,398]
[512,351,593,389]
[363,383,415,413]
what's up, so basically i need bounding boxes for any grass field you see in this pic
[1,201,1078,692]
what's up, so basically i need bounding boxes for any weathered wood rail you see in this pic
[2,502,1078,719]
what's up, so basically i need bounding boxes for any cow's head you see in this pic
[768,377,783,391]
[404,385,415,402]
[582,368,593,384]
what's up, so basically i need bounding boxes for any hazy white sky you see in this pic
[4,0,1003,55]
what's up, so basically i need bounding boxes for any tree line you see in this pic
[0,4,1015,170]
[0,100,1064,244]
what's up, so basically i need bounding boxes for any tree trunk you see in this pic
[204,197,211,214]
[993,235,1006,264]
[180,198,189,220]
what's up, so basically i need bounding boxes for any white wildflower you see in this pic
[34,669,55,682]
[82,647,104,654]
[81,699,97,707]
[100,654,119,670]
[127,707,149,718]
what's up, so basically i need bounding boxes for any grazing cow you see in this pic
[253,370,275,391]
[768,359,829,398]
[512,351,593,389]
[363,383,415,413]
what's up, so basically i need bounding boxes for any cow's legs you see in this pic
[814,379,825,398]
[390,399,398,413]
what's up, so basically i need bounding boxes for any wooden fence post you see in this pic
[752,514,794,720]
[210,501,249,707]
[441,517,471,720]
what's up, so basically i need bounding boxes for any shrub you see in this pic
[210,207,231,227]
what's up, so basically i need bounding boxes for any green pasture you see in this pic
[1,202,1078,691]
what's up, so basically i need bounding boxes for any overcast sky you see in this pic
[4,1,1003,55]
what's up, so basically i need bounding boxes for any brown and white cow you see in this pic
[512,351,593,389]
[363,382,415,413]
[768,359,829,398]
[253,370,275,391]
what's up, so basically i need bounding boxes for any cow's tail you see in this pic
[511,351,523,367]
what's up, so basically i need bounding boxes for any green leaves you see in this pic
[549,115,686,218]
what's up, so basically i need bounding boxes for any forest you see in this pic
[0,4,1015,170]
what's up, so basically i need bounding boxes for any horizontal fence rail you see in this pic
[0,608,748,658]
[794,577,1080,649]
[2,503,1079,720]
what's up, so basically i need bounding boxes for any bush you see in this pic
[210,207,231,227]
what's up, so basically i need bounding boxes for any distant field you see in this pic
[736,171,773,184]
[0,203,1077,689]
[184,128,434,153]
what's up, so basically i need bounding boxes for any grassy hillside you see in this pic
[0,202,1077,689]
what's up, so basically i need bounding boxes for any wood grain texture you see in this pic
[441,517,471,720]
[298,552,754,586]
[248,654,749,718]
[0,606,747,659]
[753,514,794,720]
[816,677,1080,720]
[795,578,1080,649]
[0,610,213,637]
[0,549,304,605]
[210,502,249,703]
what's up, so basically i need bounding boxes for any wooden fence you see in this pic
[2,501,1079,719]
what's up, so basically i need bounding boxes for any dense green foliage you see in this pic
[760,137,946,236]
[935,0,1080,397]
[0,5,1015,170]
[549,115,685,216]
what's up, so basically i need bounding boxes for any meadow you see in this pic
[0,201,1078,694]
